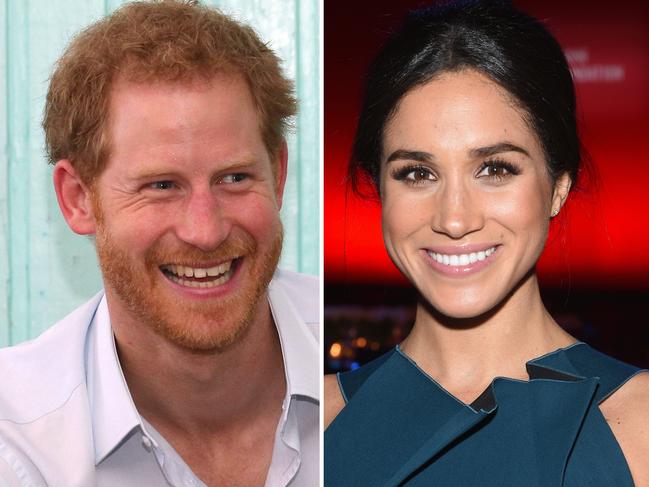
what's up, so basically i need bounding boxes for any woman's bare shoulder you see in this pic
[600,371,649,486]
[324,373,346,429]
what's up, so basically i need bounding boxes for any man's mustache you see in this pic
[143,232,257,269]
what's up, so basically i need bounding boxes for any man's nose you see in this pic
[430,179,485,239]
[174,190,231,251]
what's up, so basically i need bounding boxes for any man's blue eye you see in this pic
[221,174,247,184]
[151,181,175,190]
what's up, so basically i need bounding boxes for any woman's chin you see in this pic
[419,292,504,323]
[434,305,491,321]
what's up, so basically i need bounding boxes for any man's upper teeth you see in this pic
[428,247,496,266]
[165,261,232,277]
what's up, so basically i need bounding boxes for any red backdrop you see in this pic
[324,0,649,289]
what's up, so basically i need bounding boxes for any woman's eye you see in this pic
[220,173,247,184]
[150,181,175,190]
[477,160,520,180]
[392,165,435,184]
[407,168,433,181]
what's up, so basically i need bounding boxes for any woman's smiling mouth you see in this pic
[422,245,501,277]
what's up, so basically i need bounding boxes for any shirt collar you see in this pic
[268,275,319,401]
[86,294,144,466]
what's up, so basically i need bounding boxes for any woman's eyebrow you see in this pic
[385,149,435,164]
[386,143,530,165]
[470,142,530,158]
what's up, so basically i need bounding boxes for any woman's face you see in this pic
[380,69,569,319]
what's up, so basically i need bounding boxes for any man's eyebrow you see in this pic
[130,160,260,180]
[130,168,178,180]
[470,142,530,158]
[385,150,435,164]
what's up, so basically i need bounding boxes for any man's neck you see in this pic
[109,292,287,437]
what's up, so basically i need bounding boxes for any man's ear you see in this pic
[550,172,572,217]
[274,139,289,209]
[52,160,97,235]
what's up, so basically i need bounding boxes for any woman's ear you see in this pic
[52,160,97,235]
[550,172,572,217]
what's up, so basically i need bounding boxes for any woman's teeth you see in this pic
[427,247,496,266]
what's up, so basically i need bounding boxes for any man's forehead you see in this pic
[98,72,276,180]
[107,72,261,143]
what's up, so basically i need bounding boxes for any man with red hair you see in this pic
[0,2,318,486]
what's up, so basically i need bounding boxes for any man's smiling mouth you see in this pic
[159,260,237,288]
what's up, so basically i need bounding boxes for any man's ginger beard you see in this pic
[92,195,283,353]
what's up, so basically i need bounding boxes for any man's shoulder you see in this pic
[0,294,101,484]
[270,269,319,326]
[0,292,103,422]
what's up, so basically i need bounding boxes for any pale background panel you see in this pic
[0,0,320,345]
[0,0,8,345]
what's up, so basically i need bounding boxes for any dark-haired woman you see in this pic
[324,2,649,486]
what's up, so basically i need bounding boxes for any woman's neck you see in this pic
[400,273,575,402]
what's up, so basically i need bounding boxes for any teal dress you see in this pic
[325,343,644,486]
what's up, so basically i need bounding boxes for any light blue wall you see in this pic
[0,0,320,345]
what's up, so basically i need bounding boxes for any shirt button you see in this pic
[141,435,153,452]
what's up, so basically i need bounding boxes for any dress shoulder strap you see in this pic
[337,348,397,403]
[561,344,646,403]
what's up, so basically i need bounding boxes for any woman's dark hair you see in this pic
[350,0,580,194]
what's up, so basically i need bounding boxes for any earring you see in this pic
[551,208,559,217]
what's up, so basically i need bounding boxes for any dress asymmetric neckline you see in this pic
[326,342,644,487]
[392,341,588,413]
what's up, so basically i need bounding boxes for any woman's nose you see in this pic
[174,191,231,251]
[431,180,485,239]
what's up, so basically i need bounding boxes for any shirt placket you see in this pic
[265,394,301,487]
[140,429,206,487]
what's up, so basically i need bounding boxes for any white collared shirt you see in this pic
[0,269,319,487]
